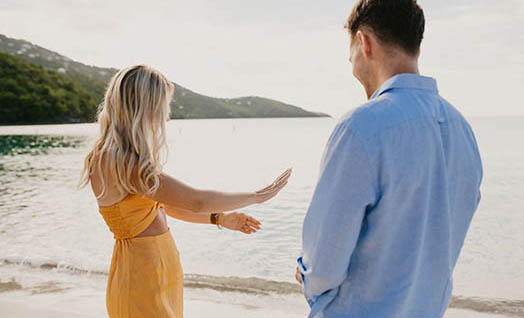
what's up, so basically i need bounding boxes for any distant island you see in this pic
[0,34,329,125]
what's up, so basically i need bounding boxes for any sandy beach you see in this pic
[0,297,510,318]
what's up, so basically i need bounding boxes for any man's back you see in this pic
[298,73,483,317]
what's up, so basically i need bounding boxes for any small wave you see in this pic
[450,296,524,317]
[0,257,300,295]
[1,257,108,276]
[184,274,301,295]
[0,278,22,293]
[1,258,523,316]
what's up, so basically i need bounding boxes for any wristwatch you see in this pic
[210,213,223,229]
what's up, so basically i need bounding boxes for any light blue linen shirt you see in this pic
[297,73,483,318]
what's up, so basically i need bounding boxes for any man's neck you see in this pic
[366,57,420,99]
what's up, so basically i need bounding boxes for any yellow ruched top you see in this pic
[98,193,165,239]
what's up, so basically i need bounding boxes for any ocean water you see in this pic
[0,117,523,317]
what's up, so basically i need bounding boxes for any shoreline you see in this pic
[1,259,522,317]
[0,115,332,127]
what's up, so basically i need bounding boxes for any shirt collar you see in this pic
[370,73,438,100]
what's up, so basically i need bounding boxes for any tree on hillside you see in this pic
[0,51,97,124]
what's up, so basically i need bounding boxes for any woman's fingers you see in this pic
[256,168,292,194]
[255,179,289,204]
[244,221,258,231]
[256,178,289,196]
[247,220,261,230]
[274,168,292,184]
[248,216,261,226]
[271,171,291,189]
[256,181,277,194]
[240,226,255,234]
[270,172,291,189]
[256,184,273,194]
[238,219,260,234]
[274,180,289,191]
[265,180,289,197]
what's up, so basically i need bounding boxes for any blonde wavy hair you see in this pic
[78,65,174,199]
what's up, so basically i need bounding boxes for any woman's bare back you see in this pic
[90,156,169,238]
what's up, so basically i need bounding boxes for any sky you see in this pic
[0,0,523,118]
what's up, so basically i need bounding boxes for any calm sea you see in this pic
[0,117,523,316]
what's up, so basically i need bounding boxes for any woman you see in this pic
[77,64,291,318]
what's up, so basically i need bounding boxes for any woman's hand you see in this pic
[254,168,292,204]
[219,212,261,234]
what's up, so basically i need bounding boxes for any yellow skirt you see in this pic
[106,227,183,318]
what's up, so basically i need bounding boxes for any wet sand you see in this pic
[0,298,511,318]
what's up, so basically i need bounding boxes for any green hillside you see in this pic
[0,51,95,124]
[170,84,327,119]
[0,34,329,123]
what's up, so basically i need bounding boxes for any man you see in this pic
[296,1,483,317]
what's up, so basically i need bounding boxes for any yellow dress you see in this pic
[98,194,183,318]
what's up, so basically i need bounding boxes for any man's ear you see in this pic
[356,30,372,57]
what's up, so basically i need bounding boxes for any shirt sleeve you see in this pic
[297,119,378,306]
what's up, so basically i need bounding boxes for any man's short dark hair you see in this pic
[345,0,425,56]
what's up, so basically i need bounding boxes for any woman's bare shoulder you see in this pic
[89,153,127,206]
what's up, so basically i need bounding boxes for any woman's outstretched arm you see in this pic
[146,168,291,213]
[163,204,212,223]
